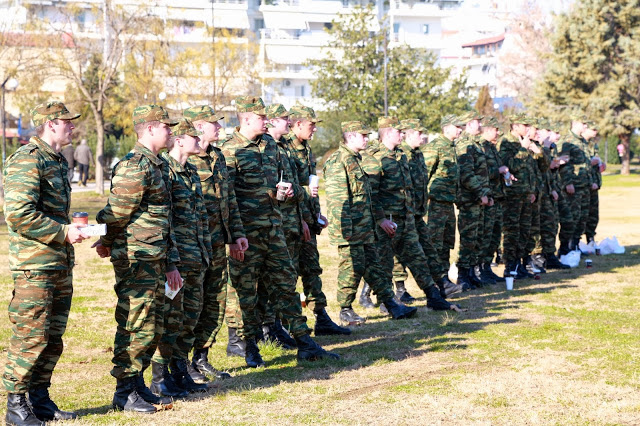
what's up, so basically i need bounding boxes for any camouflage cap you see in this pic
[31,101,81,126]
[341,121,372,134]
[400,119,427,132]
[508,113,536,126]
[377,116,404,130]
[183,105,224,123]
[480,116,499,128]
[265,103,290,119]
[132,104,178,126]
[440,114,465,128]
[585,120,599,131]
[171,118,203,137]
[289,105,322,123]
[569,111,588,123]
[234,96,266,115]
[536,118,552,130]
[457,110,483,124]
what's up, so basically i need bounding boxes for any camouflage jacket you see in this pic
[220,130,282,231]
[558,131,593,189]
[361,143,413,222]
[481,139,505,200]
[161,152,211,269]
[587,141,602,188]
[323,144,376,246]
[422,134,459,203]
[400,142,429,216]
[285,132,321,228]
[4,136,73,270]
[188,145,245,245]
[497,133,536,196]
[530,140,551,197]
[455,132,491,205]
[97,142,171,264]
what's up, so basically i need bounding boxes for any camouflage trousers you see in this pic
[456,202,483,269]
[557,191,575,246]
[377,214,436,292]
[153,266,204,364]
[479,201,503,264]
[111,260,165,379]
[337,243,395,309]
[299,234,327,312]
[502,193,533,264]
[227,225,309,339]
[524,196,542,256]
[538,192,559,255]
[559,187,589,244]
[392,215,444,283]
[585,189,599,241]
[193,244,228,349]
[3,269,73,393]
[425,199,456,275]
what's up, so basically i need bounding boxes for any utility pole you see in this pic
[211,0,217,108]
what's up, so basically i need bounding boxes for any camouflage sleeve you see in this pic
[96,156,148,247]
[324,157,352,241]
[457,144,490,200]
[360,154,386,224]
[557,141,575,187]
[301,192,314,224]
[4,151,68,244]
[199,185,212,262]
[537,147,550,173]
[423,143,439,183]
[484,145,501,182]
[220,147,246,241]
[164,166,180,270]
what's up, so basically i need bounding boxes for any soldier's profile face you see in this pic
[199,120,221,142]
[295,119,316,141]
[269,117,290,134]
[465,119,480,135]
[51,119,75,144]
[404,129,422,148]
[482,126,498,142]
[246,113,267,135]
[181,135,201,155]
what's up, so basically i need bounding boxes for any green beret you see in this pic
[289,105,322,123]
[378,116,403,130]
[341,121,372,134]
[183,105,224,123]
[265,103,289,119]
[235,96,266,114]
[31,101,81,127]
[132,104,178,126]
[400,118,427,132]
[171,118,203,137]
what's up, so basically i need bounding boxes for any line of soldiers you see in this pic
[2,98,602,424]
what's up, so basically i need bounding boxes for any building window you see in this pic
[254,19,264,30]
[422,24,429,34]
[393,23,400,34]
[324,22,333,30]
[474,45,486,55]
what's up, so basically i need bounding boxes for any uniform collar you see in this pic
[287,131,307,150]
[30,136,62,159]
[232,129,261,148]
[160,151,186,173]
[134,142,163,166]
[341,143,361,160]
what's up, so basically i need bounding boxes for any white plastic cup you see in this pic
[505,276,514,290]
[276,181,291,201]
[309,174,319,198]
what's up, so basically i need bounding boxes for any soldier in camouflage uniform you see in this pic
[148,119,210,398]
[185,105,247,378]
[497,113,538,278]
[221,96,338,368]
[422,115,462,283]
[478,116,507,283]
[557,116,593,253]
[361,117,460,311]
[454,111,492,289]
[95,105,178,414]
[3,102,85,425]
[583,121,603,244]
[324,121,418,326]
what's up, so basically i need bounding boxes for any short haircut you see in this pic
[378,127,395,139]
[166,135,178,151]
[35,123,46,137]
[134,121,163,139]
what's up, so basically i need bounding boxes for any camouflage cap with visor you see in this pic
[342,121,372,134]
[508,112,537,126]
[235,96,266,115]
[183,105,224,123]
[400,118,427,132]
[480,116,500,128]
[132,104,178,126]
[289,105,322,123]
[441,114,465,128]
[457,110,483,125]
[378,116,404,130]
[31,101,81,127]
[265,103,290,119]
[171,118,203,137]
[585,120,599,131]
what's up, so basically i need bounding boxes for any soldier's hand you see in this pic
[310,185,319,198]
[380,219,396,237]
[530,194,536,204]
[91,240,111,258]
[591,157,600,166]
[166,269,183,291]
[529,143,541,154]
[66,223,90,244]
[235,237,249,252]
[302,221,311,242]
[550,159,561,169]
[480,196,489,206]
[318,214,328,229]
[599,162,606,173]
[551,190,559,201]
[229,244,245,262]
[499,166,509,175]
[591,183,599,190]
[566,184,575,195]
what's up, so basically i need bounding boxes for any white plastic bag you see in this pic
[598,236,625,255]
[448,263,458,282]
[578,241,595,254]
[560,250,581,268]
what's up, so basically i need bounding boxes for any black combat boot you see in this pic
[503,261,519,278]
[395,281,416,304]
[382,298,418,319]
[516,260,534,279]
[295,333,340,361]
[170,359,208,392]
[545,253,570,270]
[112,376,157,414]
[6,393,44,426]
[262,319,297,349]
[426,285,460,311]
[436,276,463,297]
[531,254,547,273]
[359,282,375,309]
[135,371,173,406]
[339,307,366,326]
[226,327,246,357]
[495,251,503,265]
[457,267,475,291]
[244,338,265,368]
[314,308,352,335]
[28,386,77,422]
[468,266,486,287]
[192,348,231,380]
[150,362,188,398]
[483,263,505,282]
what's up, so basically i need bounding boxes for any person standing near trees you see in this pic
[74,138,92,187]
[3,101,87,425]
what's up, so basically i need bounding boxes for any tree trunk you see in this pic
[620,133,631,175]
[95,112,105,194]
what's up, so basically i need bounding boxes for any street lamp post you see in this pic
[1,77,19,167]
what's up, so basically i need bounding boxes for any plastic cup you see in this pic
[585,259,593,268]
[505,276,514,290]
[595,248,601,256]
[72,212,89,226]
[276,181,291,201]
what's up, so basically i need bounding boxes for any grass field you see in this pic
[0,173,639,425]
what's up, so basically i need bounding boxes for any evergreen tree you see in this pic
[475,85,494,116]
[531,0,640,174]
